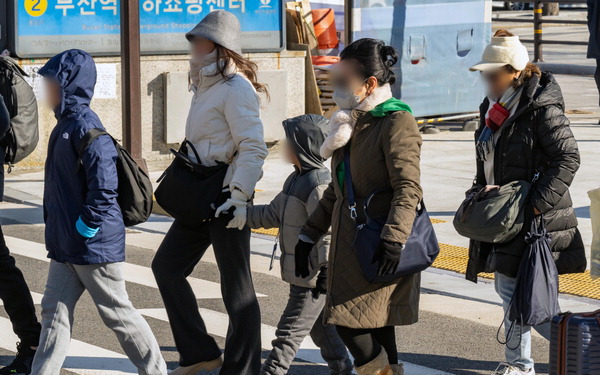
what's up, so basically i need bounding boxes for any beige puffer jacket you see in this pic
[185,61,268,199]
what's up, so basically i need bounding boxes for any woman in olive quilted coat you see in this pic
[298,39,422,375]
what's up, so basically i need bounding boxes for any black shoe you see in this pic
[0,342,36,375]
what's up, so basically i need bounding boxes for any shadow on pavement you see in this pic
[399,352,549,375]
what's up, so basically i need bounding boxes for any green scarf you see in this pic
[369,98,413,117]
[336,98,412,190]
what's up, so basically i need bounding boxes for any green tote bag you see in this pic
[453,180,532,244]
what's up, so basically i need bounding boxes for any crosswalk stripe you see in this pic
[5,236,266,299]
[0,317,137,374]
[139,307,326,366]
[2,236,451,374]
[138,308,454,375]
[0,292,43,306]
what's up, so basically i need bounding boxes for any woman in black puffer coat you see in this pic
[467,30,586,375]
[466,52,586,283]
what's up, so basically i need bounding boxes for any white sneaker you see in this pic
[493,362,535,375]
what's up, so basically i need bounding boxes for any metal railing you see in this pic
[496,0,589,62]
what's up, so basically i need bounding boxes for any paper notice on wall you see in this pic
[22,63,117,101]
[22,65,45,101]
[95,63,117,99]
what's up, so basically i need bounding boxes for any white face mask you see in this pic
[333,88,362,110]
[332,78,368,110]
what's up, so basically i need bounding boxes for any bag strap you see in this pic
[75,129,114,173]
[180,139,202,164]
[343,146,358,220]
[345,146,426,222]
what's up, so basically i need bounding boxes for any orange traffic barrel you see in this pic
[312,55,340,66]
[312,8,339,50]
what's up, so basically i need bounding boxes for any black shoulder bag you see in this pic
[154,140,229,227]
[345,146,440,283]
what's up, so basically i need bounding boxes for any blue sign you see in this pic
[13,0,283,57]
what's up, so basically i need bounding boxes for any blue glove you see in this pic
[76,216,99,239]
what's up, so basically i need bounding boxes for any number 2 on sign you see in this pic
[25,0,48,17]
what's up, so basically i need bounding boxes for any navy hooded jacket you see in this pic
[39,49,125,265]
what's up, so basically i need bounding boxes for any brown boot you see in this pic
[169,356,223,374]
[356,349,389,375]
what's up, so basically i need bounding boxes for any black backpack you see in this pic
[77,129,153,227]
[0,56,39,167]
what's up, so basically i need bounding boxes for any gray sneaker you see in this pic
[493,363,535,375]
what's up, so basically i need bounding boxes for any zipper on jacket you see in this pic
[278,174,298,272]
[269,236,279,271]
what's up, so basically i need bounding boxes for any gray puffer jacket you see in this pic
[247,115,331,288]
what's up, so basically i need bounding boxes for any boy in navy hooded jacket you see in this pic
[31,49,166,375]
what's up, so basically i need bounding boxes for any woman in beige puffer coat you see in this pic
[152,10,268,375]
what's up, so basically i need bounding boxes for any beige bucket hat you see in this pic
[470,35,530,72]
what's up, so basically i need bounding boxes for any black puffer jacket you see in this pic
[466,72,587,282]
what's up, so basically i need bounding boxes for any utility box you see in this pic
[163,70,289,145]
[316,0,492,118]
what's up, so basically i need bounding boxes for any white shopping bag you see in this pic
[588,188,600,279]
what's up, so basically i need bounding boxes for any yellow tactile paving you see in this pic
[251,229,600,300]
[434,243,600,300]
[251,218,446,236]
[251,227,280,237]
[430,218,447,224]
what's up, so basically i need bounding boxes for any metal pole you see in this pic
[120,0,146,169]
[344,0,352,47]
[533,0,543,62]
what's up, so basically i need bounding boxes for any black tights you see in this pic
[335,326,398,367]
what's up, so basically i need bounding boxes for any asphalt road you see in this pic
[0,218,553,375]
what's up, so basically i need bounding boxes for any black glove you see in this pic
[210,203,235,222]
[312,266,328,299]
[294,239,313,278]
[377,240,404,276]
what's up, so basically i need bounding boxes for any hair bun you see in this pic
[339,38,398,86]
[380,45,398,68]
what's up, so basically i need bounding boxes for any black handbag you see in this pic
[497,217,560,350]
[155,140,228,226]
[344,147,440,284]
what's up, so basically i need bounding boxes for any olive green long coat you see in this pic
[300,109,423,329]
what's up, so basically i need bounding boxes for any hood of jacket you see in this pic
[282,114,329,174]
[529,72,565,110]
[39,49,96,119]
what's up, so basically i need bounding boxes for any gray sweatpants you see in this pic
[261,284,353,375]
[31,260,167,375]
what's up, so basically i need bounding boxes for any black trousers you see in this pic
[336,326,398,367]
[0,225,41,347]
[595,59,600,107]
[152,218,261,375]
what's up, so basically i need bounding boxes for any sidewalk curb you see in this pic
[2,187,42,205]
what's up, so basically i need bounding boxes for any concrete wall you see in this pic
[16,50,306,168]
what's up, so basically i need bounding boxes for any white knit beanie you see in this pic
[470,35,529,72]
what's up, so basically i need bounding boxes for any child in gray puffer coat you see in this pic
[247,114,353,375]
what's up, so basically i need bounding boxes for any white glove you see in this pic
[215,189,248,230]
